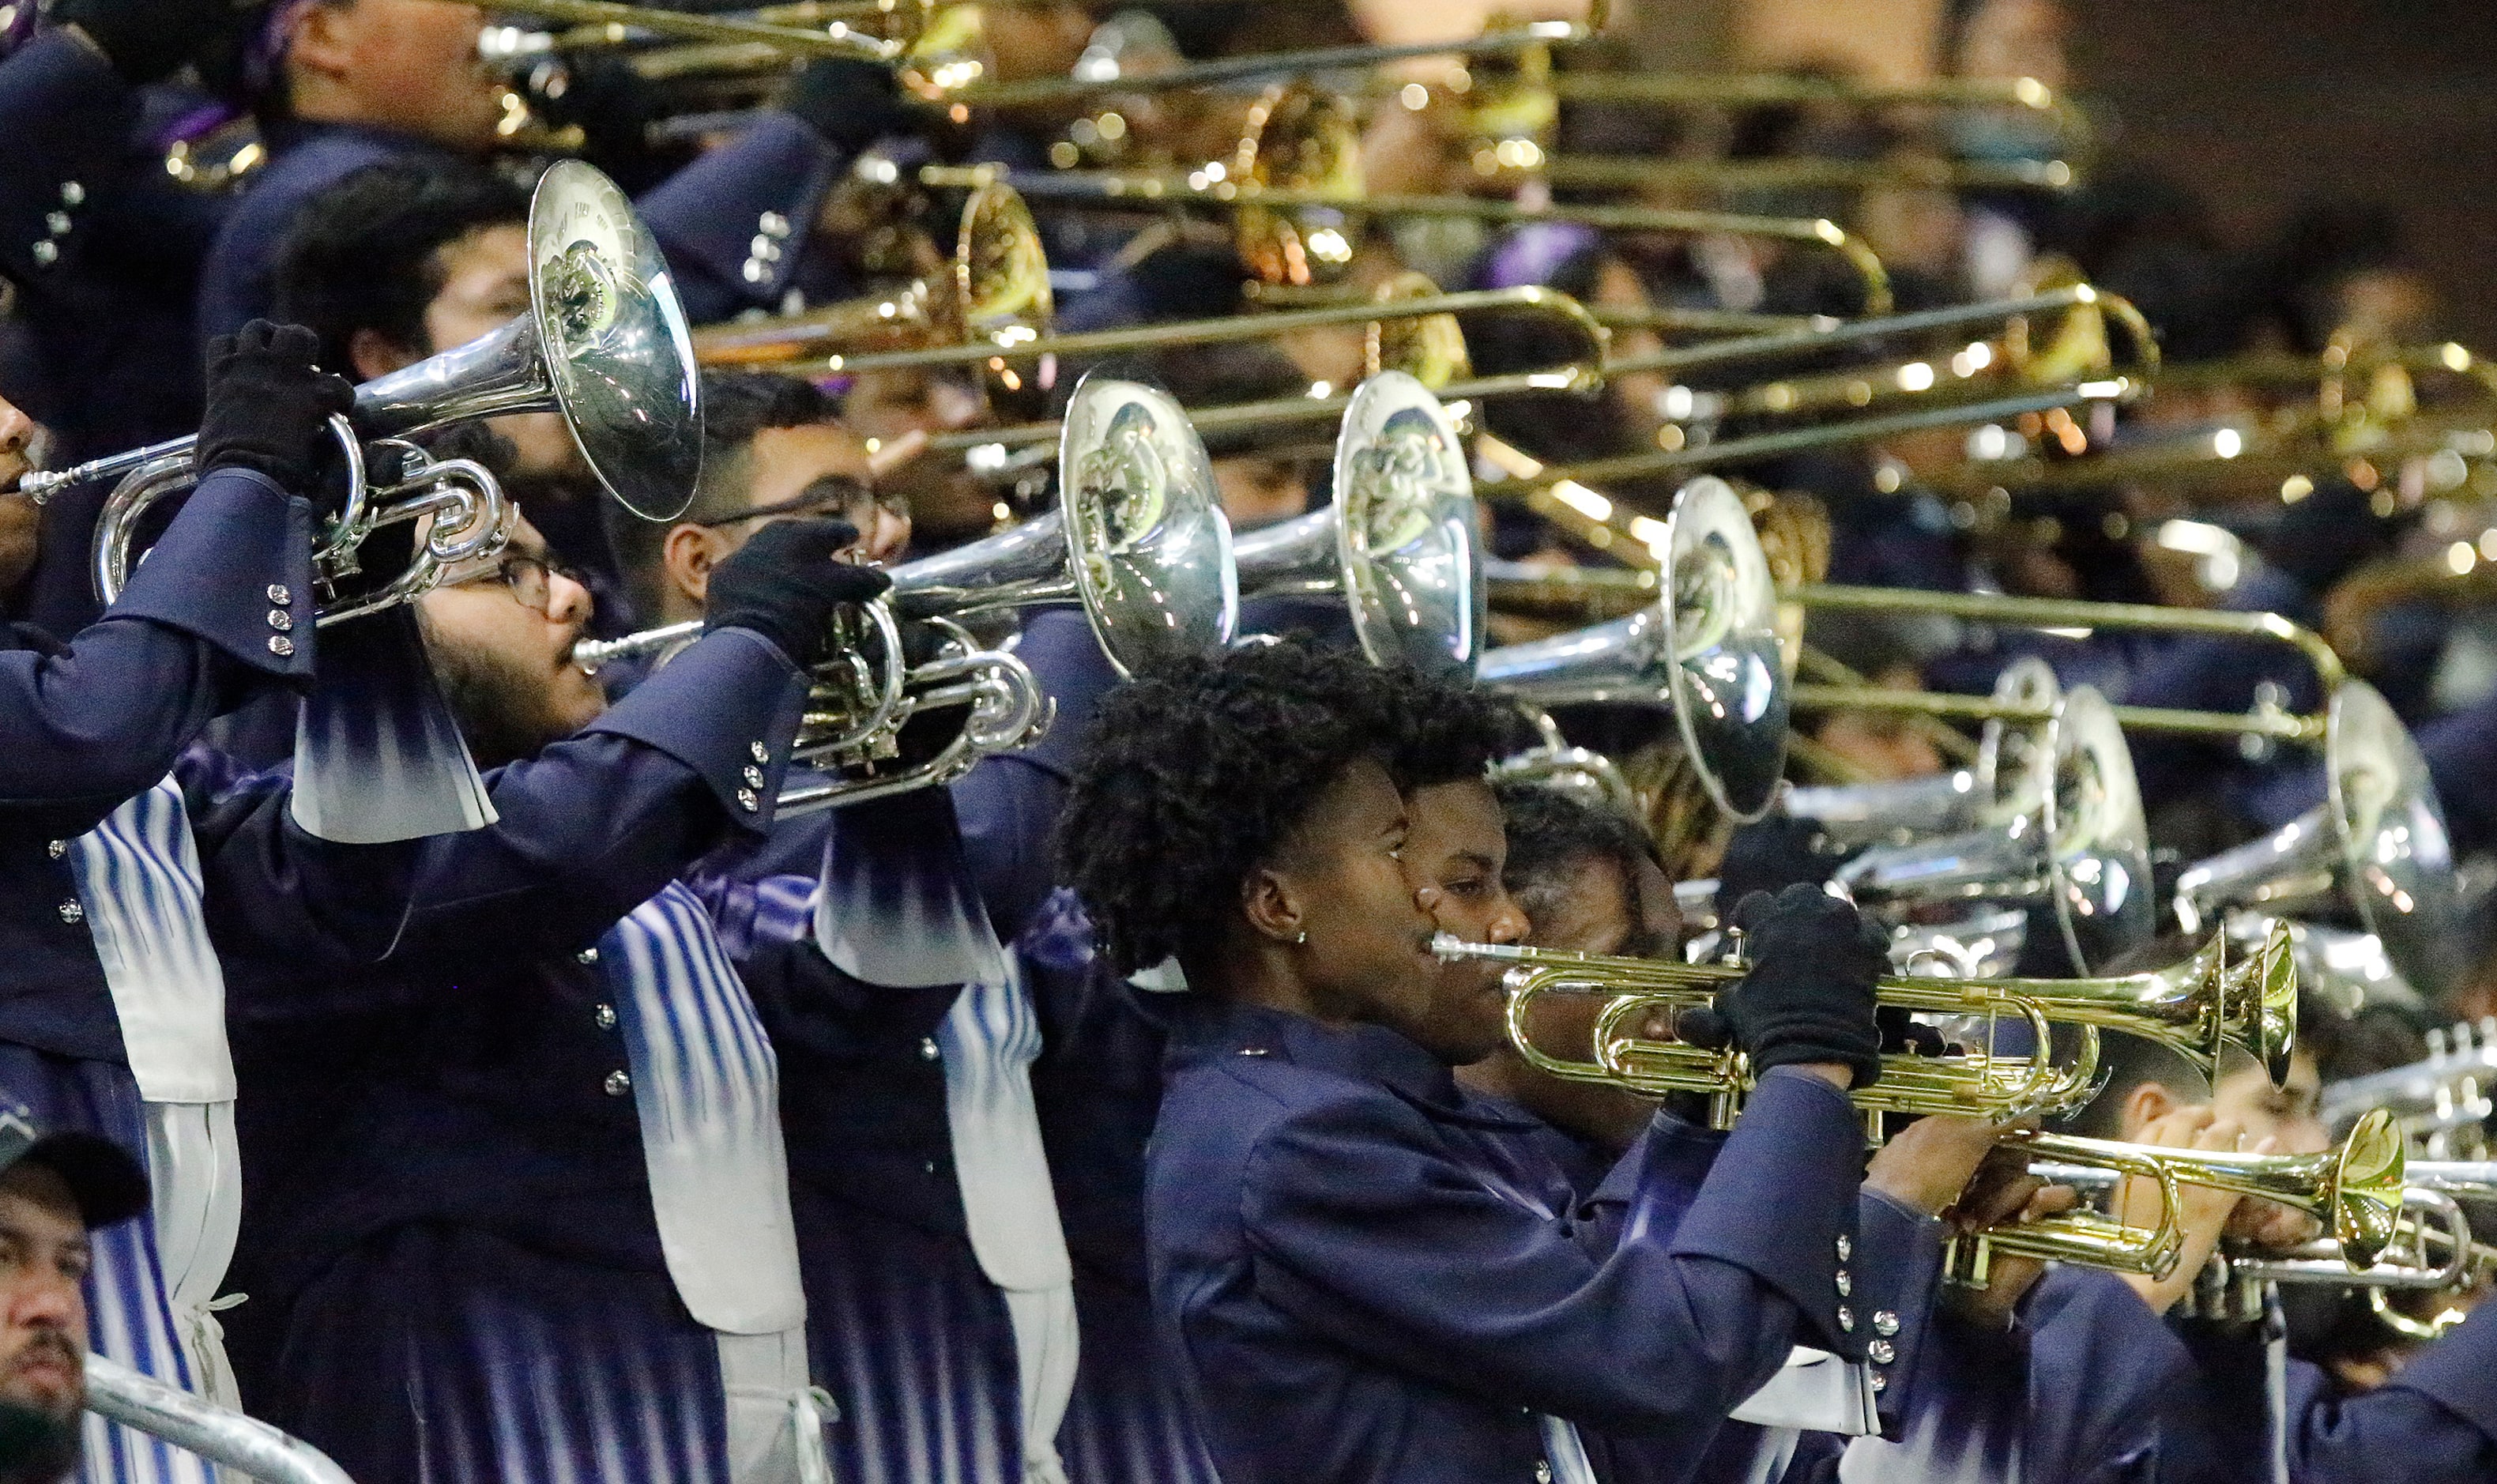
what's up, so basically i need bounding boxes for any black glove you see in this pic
[781,57,923,152]
[704,518,891,668]
[1715,815,1858,920]
[1693,885,1888,1086]
[197,321,356,499]
[54,0,232,83]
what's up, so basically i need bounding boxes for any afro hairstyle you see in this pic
[1054,643,1522,976]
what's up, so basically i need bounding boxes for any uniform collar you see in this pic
[1166,998,1542,1131]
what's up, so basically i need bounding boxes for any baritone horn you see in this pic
[1949,1109,2408,1283]
[1232,372,1483,676]
[574,371,1239,808]
[1474,476,1789,821]
[1433,918,2296,1133]
[2174,680,2467,997]
[45,160,702,622]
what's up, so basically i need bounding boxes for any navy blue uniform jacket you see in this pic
[1149,997,1866,1484]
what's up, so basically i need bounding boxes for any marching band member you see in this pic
[201,1,906,345]
[216,510,886,1484]
[2050,1002,2497,1484]
[1054,641,1885,1484]
[0,332,385,1484]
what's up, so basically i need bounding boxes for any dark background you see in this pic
[2071,0,2497,346]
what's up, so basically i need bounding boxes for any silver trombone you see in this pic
[85,1352,356,1484]
[1232,372,1483,678]
[578,371,1239,809]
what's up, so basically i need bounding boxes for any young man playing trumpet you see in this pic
[1054,641,1893,1484]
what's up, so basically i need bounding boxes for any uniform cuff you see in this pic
[1670,1067,1867,1358]
[108,467,317,682]
[1855,1185,1945,1433]
[582,625,808,834]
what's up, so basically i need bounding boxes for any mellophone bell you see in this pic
[2,0,2495,1482]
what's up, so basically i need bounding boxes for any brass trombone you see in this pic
[1947,1108,2407,1284]
[1433,917,2296,1135]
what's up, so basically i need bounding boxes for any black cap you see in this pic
[0,1103,148,1230]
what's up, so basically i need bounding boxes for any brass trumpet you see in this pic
[1432,918,2296,1132]
[1949,1108,2408,1283]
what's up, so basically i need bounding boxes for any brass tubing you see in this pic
[942,21,1586,109]
[811,284,1603,375]
[925,165,1893,315]
[1543,154,2076,194]
[1600,285,2156,379]
[493,0,903,58]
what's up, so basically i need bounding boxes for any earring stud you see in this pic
[1294,930,1309,944]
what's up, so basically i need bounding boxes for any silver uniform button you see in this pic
[44,840,66,860]
[604,1071,631,1097]
[268,608,294,631]
[1870,1373,1887,1394]
[577,947,600,965]
[30,240,55,267]
[919,1038,940,1061]
[268,635,295,657]
[1836,1305,1854,1332]
[267,584,292,606]
[1535,1463,1553,1484]
[1872,1310,1900,1337]
[741,258,766,284]
[57,900,83,925]
[736,787,760,812]
[743,765,766,789]
[60,182,84,205]
[750,740,770,763]
[760,211,791,237]
[1868,1339,1896,1365]
[1836,1234,1852,1261]
[44,212,70,237]
[594,1004,618,1030]
[1835,1271,1851,1297]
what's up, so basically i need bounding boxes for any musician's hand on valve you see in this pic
[2222,1139,2320,1250]
[197,322,356,506]
[1947,1178,2080,1330]
[1685,885,1886,1091]
[704,518,892,669]
[2117,1108,2247,1316]
[1867,1114,2019,1218]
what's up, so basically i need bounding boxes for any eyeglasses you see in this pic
[462,553,583,615]
[688,476,904,531]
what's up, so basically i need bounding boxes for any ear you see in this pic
[1239,864,1306,947]
[348,328,419,383]
[288,1,358,81]
[661,522,725,609]
[2118,1079,2180,1141]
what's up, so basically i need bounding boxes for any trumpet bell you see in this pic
[1476,477,1788,821]
[2332,1107,2411,1267]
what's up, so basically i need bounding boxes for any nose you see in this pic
[1484,891,1528,946]
[6,1267,80,1335]
[544,565,595,629]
